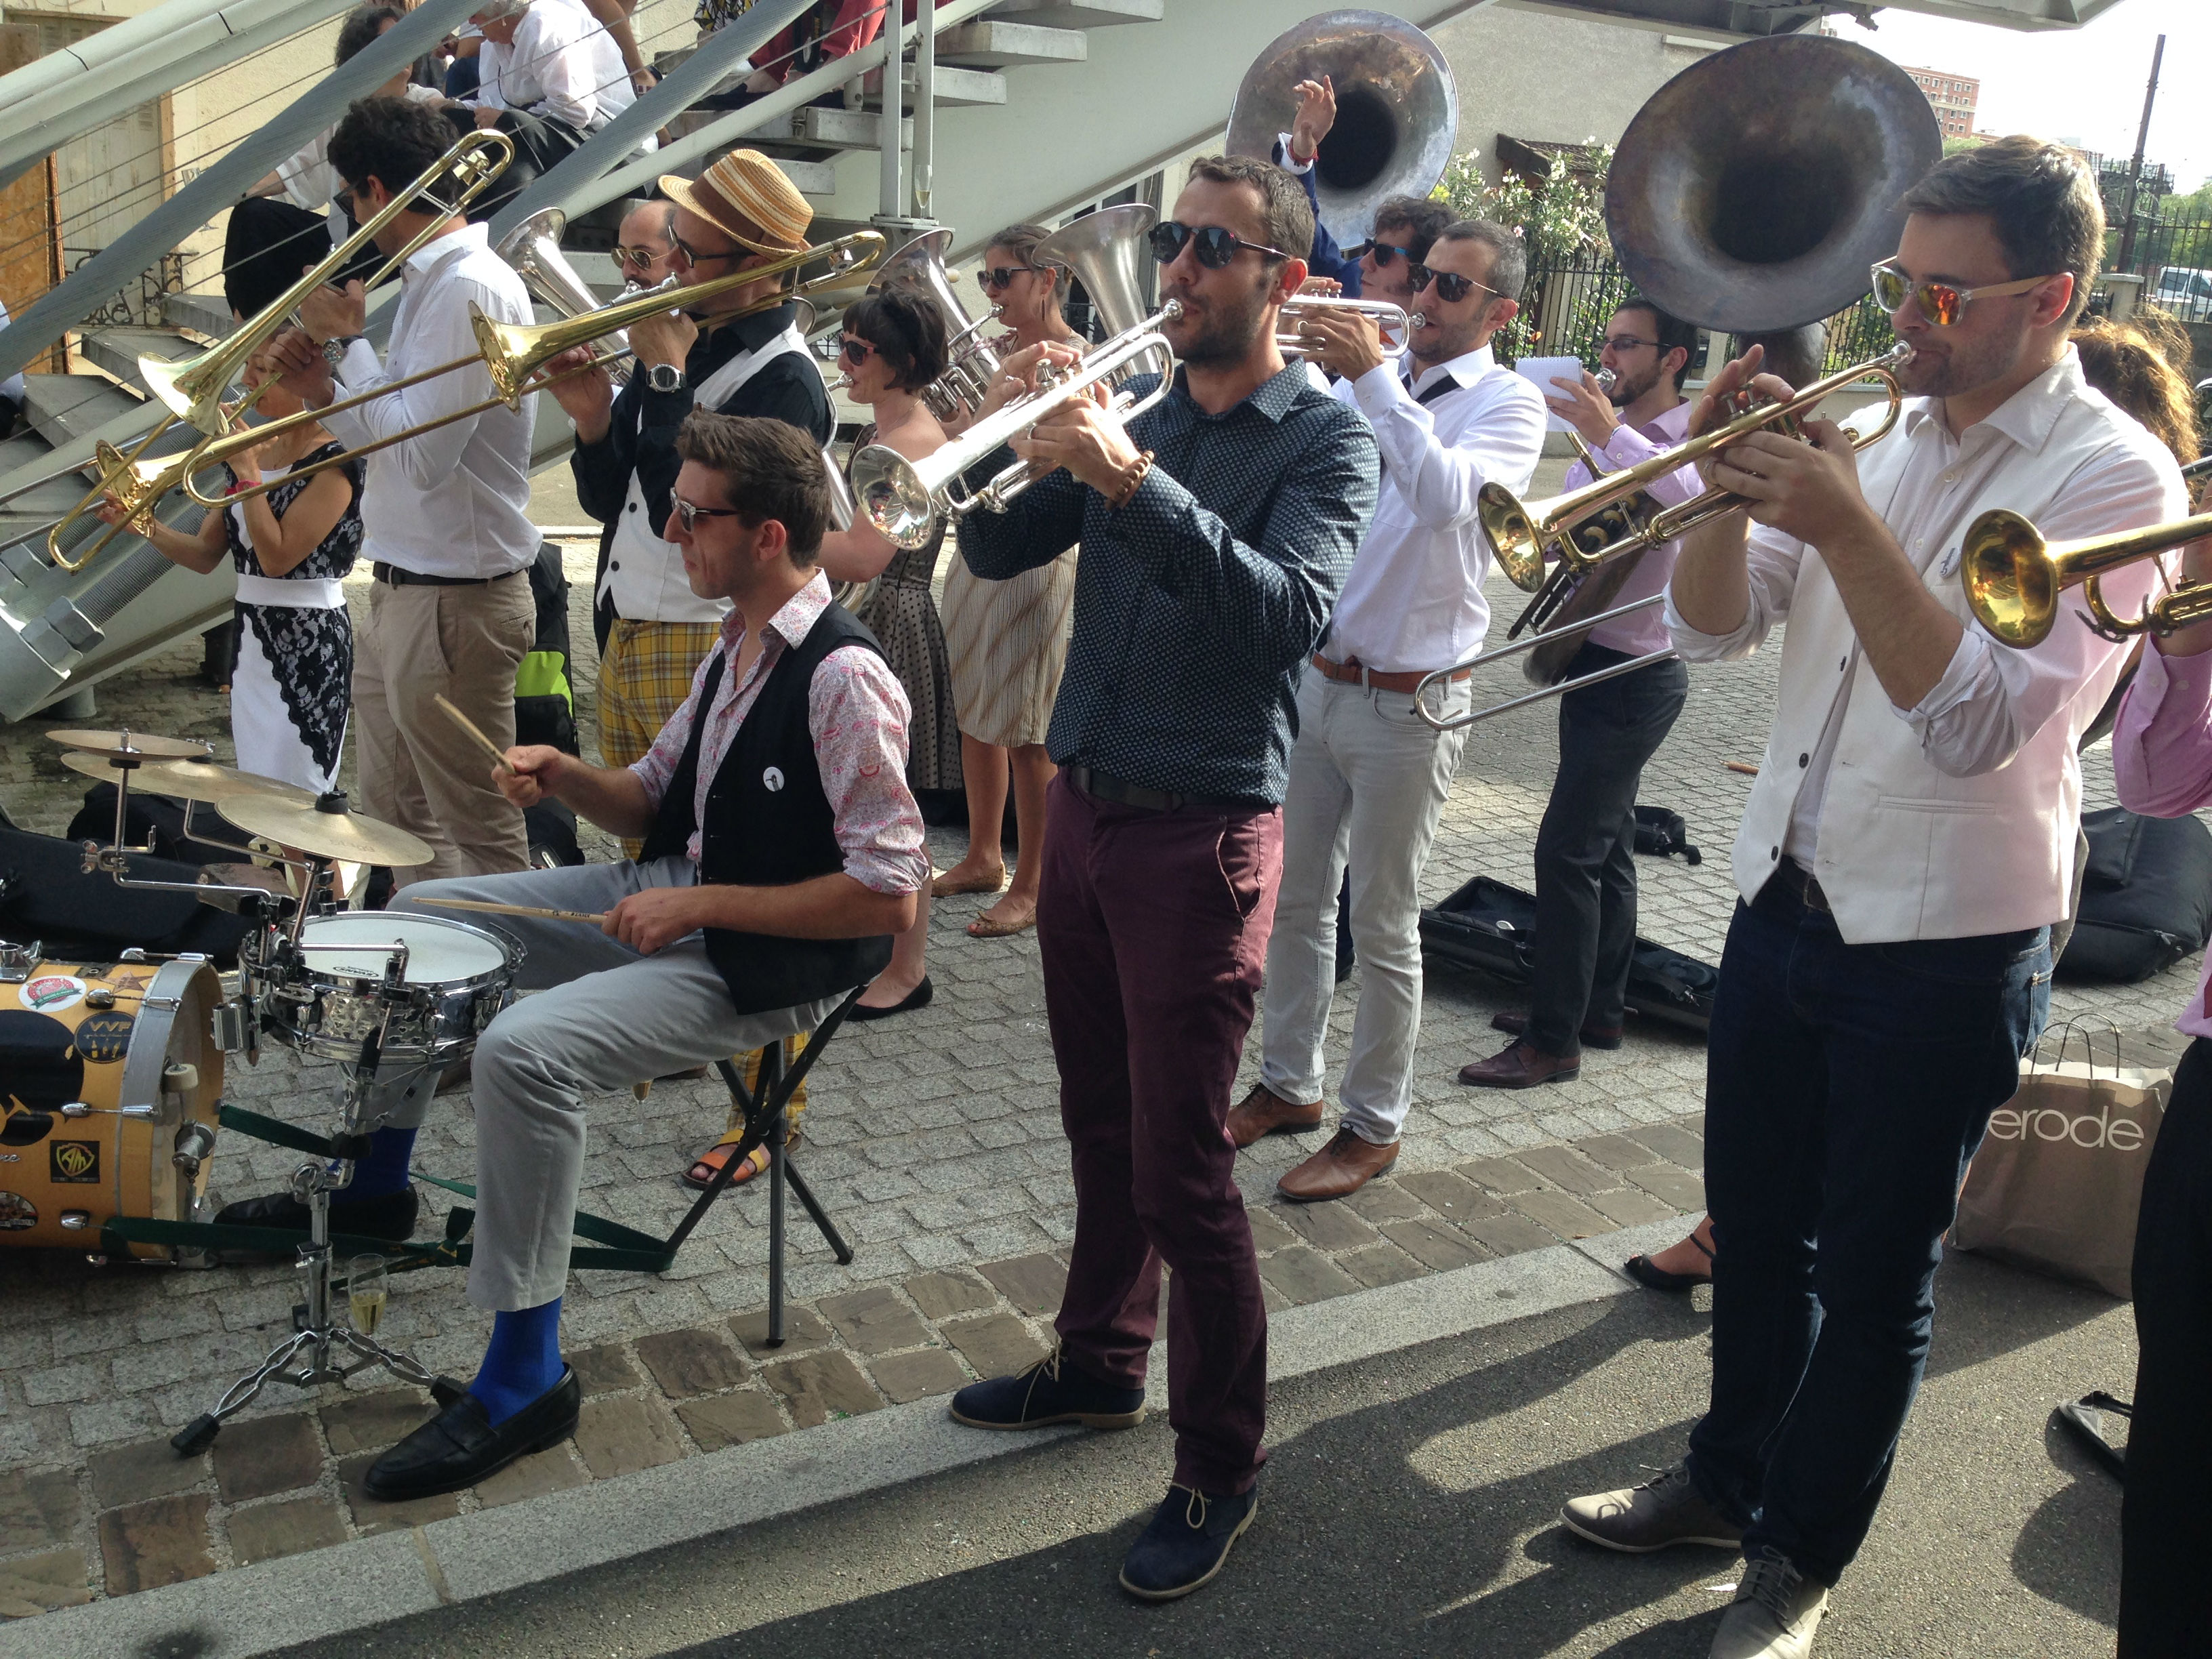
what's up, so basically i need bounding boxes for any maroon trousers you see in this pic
[1038,773,1284,1495]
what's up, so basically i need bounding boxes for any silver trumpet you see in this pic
[496,208,635,386]
[1279,294,1412,354]
[848,302,1183,550]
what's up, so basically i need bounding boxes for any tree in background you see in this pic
[1432,145,1623,366]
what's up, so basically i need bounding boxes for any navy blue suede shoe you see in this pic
[948,1347,1145,1431]
[1118,1481,1259,1601]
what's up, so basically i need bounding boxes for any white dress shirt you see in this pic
[1664,346,2186,941]
[474,0,626,131]
[1324,344,1547,674]
[323,223,540,580]
[1558,396,1700,658]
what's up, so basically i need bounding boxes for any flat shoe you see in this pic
[967,911,1036,939]
[362,1369,580,1502]
[930,867,1006,898]
[851,975,933,1021]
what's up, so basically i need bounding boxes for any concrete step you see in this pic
[934,18,1086,68]
[649,128,842,196]
[984,0,1162,26]
[76,327,199,400]
[859,62,1007,108]
[20,372,144,450]
[774,106,914,153]
[162,290,236,340]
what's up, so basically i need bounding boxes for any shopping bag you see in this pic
[1952,1018,2170,1298]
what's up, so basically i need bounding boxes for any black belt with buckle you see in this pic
[1773,856,1831,914]
[1064,765,1269,815]
[373,562,525,588]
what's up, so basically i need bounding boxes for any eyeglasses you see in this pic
[1601,334,1657,354]
[672,496,743,533]
[672,234,745,268]
[838,337,879,365]
[1351,241,1416,268]
[1407,266,1502,306]
[977,264,1036,291]
[1147,221,1292,270]
[1870,259,2057,327]
[613,243,670,270]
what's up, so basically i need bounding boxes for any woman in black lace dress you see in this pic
[100,357,363,792]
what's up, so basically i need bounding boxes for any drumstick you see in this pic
[415,896,607,924]
[434,693,514,774]
[1725,760,1761,776]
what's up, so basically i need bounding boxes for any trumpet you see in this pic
[1278,295,1412,355]
[1963,505,2212,647]
[848,301,1182,551]
[1479,343,1914,592]
[176,233,884,507]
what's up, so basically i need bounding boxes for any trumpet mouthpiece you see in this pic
[1595,367,1616,392]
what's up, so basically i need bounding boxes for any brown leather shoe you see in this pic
[1225,1082,1324,1149]
[1277,1127,1399,1202]
[1458,1039,1580,1090]
[1490,1008,1624,1050]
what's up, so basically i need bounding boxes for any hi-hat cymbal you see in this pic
[60,750,319,806]
[216,792,435,867]
[46,728,211,760]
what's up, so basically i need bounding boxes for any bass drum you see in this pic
[0,957,226,1259]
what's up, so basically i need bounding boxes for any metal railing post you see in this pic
[913,0,936,221]
[878,4,903,224]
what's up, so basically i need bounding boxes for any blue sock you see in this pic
[343,1126,416,1200]
[469,1298,565,1424]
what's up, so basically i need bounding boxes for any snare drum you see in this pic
[0,956,225,1257]
[251,913,516,1069]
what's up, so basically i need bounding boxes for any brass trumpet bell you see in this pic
[1963,506,2212,648]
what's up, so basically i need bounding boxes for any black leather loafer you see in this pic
[362,1370,579,1502]
[214,1187,419,1261]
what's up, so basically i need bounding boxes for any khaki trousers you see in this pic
[354,573,534,886]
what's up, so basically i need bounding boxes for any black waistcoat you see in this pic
[639,602,894,1015]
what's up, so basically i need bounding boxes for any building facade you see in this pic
[1904,65,1981,142]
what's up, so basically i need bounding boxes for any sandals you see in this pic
[1624,1227,1715,1292]
[967,908,1036,939]
[682,1136,776,1191]
[931,865,1007,898]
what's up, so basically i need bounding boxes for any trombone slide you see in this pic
[1411,594,1673,731]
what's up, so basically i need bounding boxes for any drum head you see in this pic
[300,912,513,985]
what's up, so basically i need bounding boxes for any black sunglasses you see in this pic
[1148,220,1292,270]
[838,336,879,365]
[671,496,744,533]
[672,234,745,268]
[1408,266,1502,306]
[977,264,1036,291]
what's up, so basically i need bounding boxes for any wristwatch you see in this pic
[647,363,685,394]
[322,334,364,368]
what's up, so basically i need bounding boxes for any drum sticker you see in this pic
[71,1012,136,1065]
[49,1141,99,1184]
[22,976,86,1013]
[1,1010,83,1144]
[0,1192,35,1229]
[104,969,155,996]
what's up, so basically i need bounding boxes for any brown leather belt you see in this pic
[1309,653,1470,694]
[1771,856,1832,914]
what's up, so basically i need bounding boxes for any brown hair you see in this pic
[673,412,832,564]
[1369,195,1453,263]
[2071,316,2201,466]
[982,222,1067,305]
[1896,136,2103,326]
[1185,155,1314,270]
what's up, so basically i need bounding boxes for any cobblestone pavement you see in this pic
[0,477,2193,1618]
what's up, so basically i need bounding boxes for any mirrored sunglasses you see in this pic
[1870,260,2055,327]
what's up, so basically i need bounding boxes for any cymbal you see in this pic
[60,750,319,806]
[46,727,211,760]
[216,792,435,867]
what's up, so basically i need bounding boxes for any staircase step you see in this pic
[775,106,914,153]
[77,327,199,399]
[860,62,1007,108]
[934,19,1086,68]
[162,290,237,340]
[21,373,144,451]
[983,0,1162,26]
[649,132,840,197]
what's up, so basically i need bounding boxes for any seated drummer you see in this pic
[361,412,926,1500]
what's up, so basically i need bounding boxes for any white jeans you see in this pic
[392,860,836,1311]
[1259,668,1471,1145]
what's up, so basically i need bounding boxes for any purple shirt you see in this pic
[1559,397,1699,657]
[2112,638,2212,1036]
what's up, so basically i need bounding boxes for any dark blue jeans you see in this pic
[1685,869,2051,1584]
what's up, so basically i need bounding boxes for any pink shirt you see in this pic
[631,571,930,896]
[1559,397,1700,657]
[2112,638,2212,1036]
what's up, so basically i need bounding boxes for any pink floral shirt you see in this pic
[631,571,930,895]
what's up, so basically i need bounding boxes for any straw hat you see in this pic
[659,150,812,255]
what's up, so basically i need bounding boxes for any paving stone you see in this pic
[320,1390,438,1456]
[0,1468,82,1551]
[1244,1206,1298,1252]
[819,1286,933,1356]
[211,1413,323,1504]
[1397,1169,1504,1224]
[1586,1185,1684,1227]
[1574,1132,1665,1172]
[1257,1245,1361,1306]
[1343,1181,1427,1224]
[474,1446,590,1508]
[1509,1189,1615,1241]
[1628,1164,1706,1211]
[0,1547,92,1615]
[1510,1144,1614,1195]
[1336,1243,1428,1289]
[760,1351,884,1429]
[573,1395,689,1480]
[729,1303,833,1356]
[336,1453,462,1534]
[1629,1121,1706,1169]
[977,1252,1066,1317]
[1274,1202,1378,1252]
[1456,1155,1545,1195]
[867,1347,969,1405]
[634,1328,750,1400]
[1378,1217,1488,1272]
[939,1313,1048,1381]
[676,1390,789,1452]
[224,1495,348,1565]
[1458,1211,1565,1258]
[901,1270,995,1321]
[98,1494,214,1595]
[570,1343,645,1397]
[22,1365,102,1407]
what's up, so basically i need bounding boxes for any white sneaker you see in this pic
[1710,1551,1829,1658]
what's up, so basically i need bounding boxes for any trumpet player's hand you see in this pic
[544,345,615,443]
[1297,276,1343,298]
[1296,306,1387,385]
[1704,418,1874,549]
[1290,75,1336,164]
[975,340,1083,421]
[297,276,365,346]
[1685,346,1793,490]
[1014,386,1141,499]
[495,744,565,808]
[629,308,697,377]
[1546,370,1619,450]
[265,327,337,409]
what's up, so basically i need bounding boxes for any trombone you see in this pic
[44,130,515,572]
[1410,595,1678,732]
[171,232,884,507]
[846,300,1183,552]
[1963,504,2212,647]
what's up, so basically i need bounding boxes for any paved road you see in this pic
[277,1253,2129,1659]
